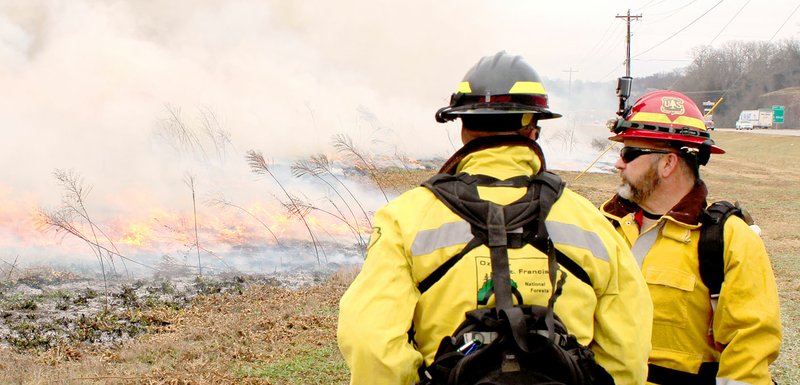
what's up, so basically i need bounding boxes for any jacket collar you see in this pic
[602,181,709,226]
[439,135,545,176]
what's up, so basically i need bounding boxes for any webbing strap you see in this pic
[698,201,741,297]
[487,203,513,311]
[416,170,570,357]
[417,235,591,295]
[417,171,574,296]
[544,240,566,340]
[537,175,563,340]
[647,362,719,385]
[417,237,484,294]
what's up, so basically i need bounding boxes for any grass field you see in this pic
[1,131,797,384]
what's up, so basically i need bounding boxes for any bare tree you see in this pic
[640,39,800,127]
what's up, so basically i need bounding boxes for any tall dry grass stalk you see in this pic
[292,154,373,251]
[1,255,19,281]
[157,104,233,163]
[332,134,390,203]
[37,170,119,308]
[184,173,203,276]
[246,150,325,264]
[207,197,285,248]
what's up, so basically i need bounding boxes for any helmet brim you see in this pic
[609,129,725,154]
[437,102,561,123]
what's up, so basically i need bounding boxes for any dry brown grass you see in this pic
[2,131,797,384]
[0,280,350,384]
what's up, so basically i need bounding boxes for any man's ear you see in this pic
[520,124,540,140]
[660,153,680,177]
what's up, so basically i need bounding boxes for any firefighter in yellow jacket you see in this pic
[337,51,653,385]
[600,90,782,385]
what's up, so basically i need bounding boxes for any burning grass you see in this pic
[1,131,798,384]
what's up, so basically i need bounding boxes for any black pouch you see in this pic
[419,306,614,385]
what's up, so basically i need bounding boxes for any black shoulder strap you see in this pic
[417,171,582,295]
[698,201,743,297]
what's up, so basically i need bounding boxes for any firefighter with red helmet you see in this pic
[338,51,652,384]
[601,90,782,385]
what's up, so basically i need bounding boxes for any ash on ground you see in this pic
[0,265,338,353]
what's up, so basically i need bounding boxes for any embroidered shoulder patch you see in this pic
[367,226,382,251]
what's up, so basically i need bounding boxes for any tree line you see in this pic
[636,39,800,128]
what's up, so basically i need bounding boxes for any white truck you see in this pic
[757,108,774,129]
[736,109,774,129]
[736,110,758,130]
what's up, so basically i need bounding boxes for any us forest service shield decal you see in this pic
[660,96,685,115]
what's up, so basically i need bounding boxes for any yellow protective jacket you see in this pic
[601,182,782,385]
[338,143,653,385]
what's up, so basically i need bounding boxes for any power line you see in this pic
[634,58,692,62]
[575,25,626,78]
[713,1,800,102]
[633,0,725,58]
[668,0,751,90]
[636,0,669,11]
[601,62,627,81]
[708,0,753,45]
[641,0,700,21]
[575,21,623,67]
[768,1,800,41]
[589,39,627,81]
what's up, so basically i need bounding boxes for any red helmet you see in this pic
[609,90,724,155]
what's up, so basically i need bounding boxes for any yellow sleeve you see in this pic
[550,191,652,384]
[590,240,653,385]
[713,219,782,385]
[337,205,423,385]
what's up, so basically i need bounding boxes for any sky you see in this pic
[0,0,798,271]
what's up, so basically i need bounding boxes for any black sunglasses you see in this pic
[619,146,674,163]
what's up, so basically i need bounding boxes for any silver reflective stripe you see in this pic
[545,221,609,262]
[631,222,663,268]
[411,220,472,256]
[708,294,720,336]
[716,378,753,385]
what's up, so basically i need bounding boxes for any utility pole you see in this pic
[616,9,642,77]
[563,67,578,99]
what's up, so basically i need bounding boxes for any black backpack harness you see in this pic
[415,170,613,385]
[698,201,744,309]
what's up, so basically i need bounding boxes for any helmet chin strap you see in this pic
[435,106,454,123]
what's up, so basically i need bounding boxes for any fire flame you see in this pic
[1,184,369,266]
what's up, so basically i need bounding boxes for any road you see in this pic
[715,128,800,136]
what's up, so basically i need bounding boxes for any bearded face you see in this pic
[617,156,662,204]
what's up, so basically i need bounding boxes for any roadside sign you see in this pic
[773,105,785,123]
